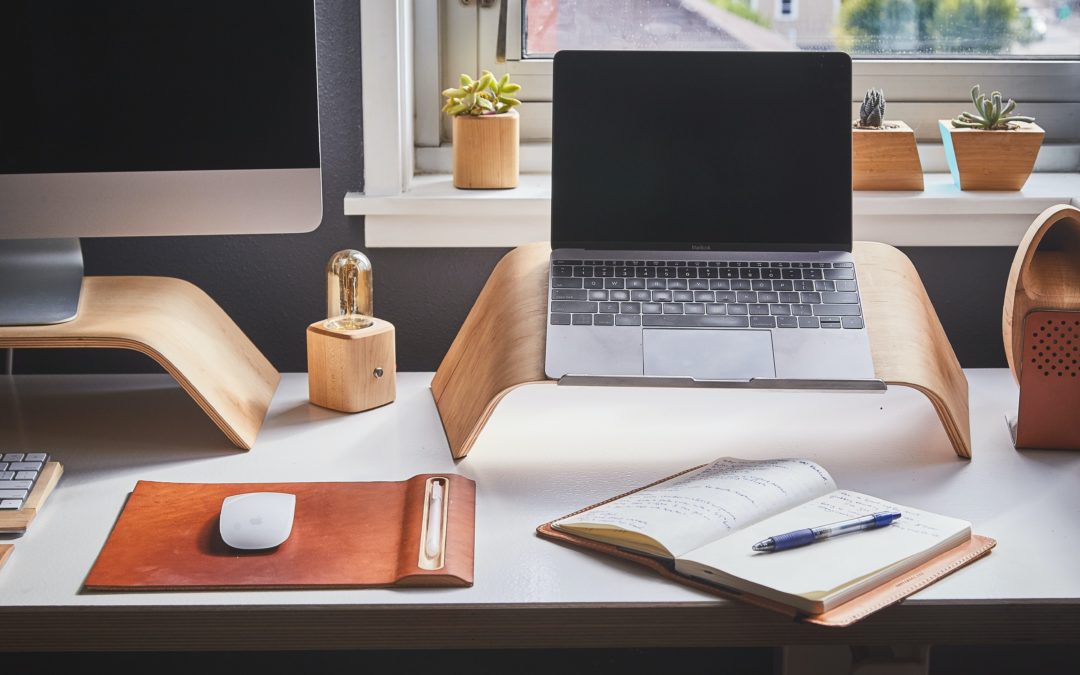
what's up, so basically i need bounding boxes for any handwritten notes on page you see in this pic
[678,490,972,602]
[554,457,836,558]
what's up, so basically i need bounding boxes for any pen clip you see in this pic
[418,477,447,571]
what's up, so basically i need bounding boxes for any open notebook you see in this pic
[542,457,990,619]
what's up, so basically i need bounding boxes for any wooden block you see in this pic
[1003,204,1080,382]
[307,318,396,413]
[0,277,279,450]
[0,462,63,534]
[852,121,924,191]
[452,111,519,189]
[0,544,11,571]
[432,243,971,460]
[940,120,1044,191]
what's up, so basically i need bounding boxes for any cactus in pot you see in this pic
[951,85,1035,130]
[939,85,1044,190]
[442,71,521,117]
[442,71,522,189]
[851,88,923,190]
[857,88,886,129]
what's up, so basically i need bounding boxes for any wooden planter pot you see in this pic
[452,110,519,189]
[939,120,1044,191]
[852,121,924,191]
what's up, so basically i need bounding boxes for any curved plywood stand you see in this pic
[1003,204,1080,383]
[433,242,970,460]
[0,276,279,450]
[855,242,970,458]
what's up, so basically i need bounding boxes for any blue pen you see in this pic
[751,511,902,553]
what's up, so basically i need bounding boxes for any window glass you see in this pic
[522,0,1079,57]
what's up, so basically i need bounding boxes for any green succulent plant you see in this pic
[857,88,886,128]
[952,85,1035,130]
[441,71,521,117]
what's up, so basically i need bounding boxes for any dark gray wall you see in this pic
[13,0,1016,377]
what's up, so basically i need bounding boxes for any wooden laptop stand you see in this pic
[432,242,970,460]
[0,276,279,450]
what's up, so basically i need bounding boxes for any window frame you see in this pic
[460,0,1080,144]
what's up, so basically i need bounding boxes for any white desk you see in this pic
[0,370,1077,650]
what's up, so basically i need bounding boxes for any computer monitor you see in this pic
[0,0,322,325]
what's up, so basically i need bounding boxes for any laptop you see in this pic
[545,51,876,385]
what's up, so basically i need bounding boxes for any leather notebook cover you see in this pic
[85,474,475,591]
[536,474,995,628]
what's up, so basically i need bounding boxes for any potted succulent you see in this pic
[852,89,923,191]
[442,71,522,189]
[939,85,1044,191]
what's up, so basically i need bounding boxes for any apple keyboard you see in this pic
[0,453,49,510]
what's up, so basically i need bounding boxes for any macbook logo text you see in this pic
[691,244,711,251]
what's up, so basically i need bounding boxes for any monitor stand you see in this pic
[0,268,280,450]
[0,238,83,326]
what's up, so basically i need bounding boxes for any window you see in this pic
[777,0,798,21]
[354,2,1080,248]
[430,0,1080,149]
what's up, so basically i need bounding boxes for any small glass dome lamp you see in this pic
[325,249,373,331]
[307,249,396,413]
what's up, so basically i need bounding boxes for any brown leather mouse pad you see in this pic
[85,474,475,591]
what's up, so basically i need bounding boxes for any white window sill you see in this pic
[344,173,1080,248]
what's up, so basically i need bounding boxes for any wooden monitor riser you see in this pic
[432,242,970,460]
[0,276,279,450]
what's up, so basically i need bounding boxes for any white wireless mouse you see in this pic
[219,492,296,550]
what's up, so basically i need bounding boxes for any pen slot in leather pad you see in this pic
[416,477,448,571]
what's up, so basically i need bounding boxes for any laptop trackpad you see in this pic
[642,329,776,381]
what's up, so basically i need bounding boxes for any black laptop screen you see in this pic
[551,51,852,252]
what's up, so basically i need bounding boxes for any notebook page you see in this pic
[554,457,836,558]
[677,490,971,601]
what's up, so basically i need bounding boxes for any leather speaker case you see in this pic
[1015,309,1080,450]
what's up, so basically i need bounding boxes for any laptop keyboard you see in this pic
[549,260,863,330]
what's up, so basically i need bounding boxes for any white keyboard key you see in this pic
[0,453,50,510]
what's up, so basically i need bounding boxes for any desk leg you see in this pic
[782,645,929,675]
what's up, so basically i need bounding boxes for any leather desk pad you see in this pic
[85,474,475,591]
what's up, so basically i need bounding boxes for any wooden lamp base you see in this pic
[307,318,396,413]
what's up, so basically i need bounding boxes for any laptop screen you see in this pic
[551,51,852,252]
